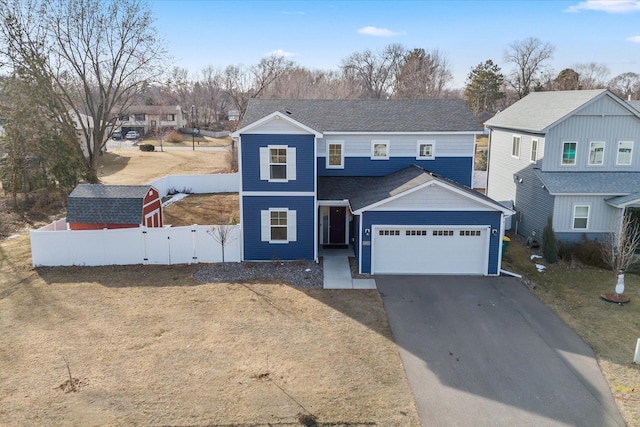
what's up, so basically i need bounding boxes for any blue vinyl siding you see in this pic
[317,156,473,187]
[241,134,315,192]
[242,195,315,260]
[359,211,502,275]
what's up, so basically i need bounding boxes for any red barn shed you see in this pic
[66,184,163,230]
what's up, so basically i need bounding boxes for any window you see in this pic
[327,141,344,168]
[259,146,296,182]
[562,142,577,165]
[379,229,400,236]
[460,230,482,236]
[417,140,435,160]
[617,141,633,165]
[433,230,454,236]
[160,114,175,121]
[530,138,538,163]
[572,205,589,229]
[588,141,605,165]
[512,136,521,158]
[261,209,297,243]
[134,113,145,121]
[406,230,428,236]
[371,140,389,160]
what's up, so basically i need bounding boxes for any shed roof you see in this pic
[318,165,510,213]
[484,89,640,133]
[535,171,640,195]
[66,184,155,224]
[241,99,483,133]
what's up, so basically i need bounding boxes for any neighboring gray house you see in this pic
[485,89,640,243]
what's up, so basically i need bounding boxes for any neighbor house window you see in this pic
[588,141,605,165]
[512,136,521,158]
[530,138,538,163]
[617,141,633,165]
[134,113,145,121]
[417,140,435,160]
[261,209,297,243]
[562,141,577,165]
[371,140,389,160]
[259,145,296,182]
[160,114,175,121]
[327,141,344,168]
[572,205,589,229]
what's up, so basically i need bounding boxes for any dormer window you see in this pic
[417,140,435,160]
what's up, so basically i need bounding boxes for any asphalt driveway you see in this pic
[376,275,625,427]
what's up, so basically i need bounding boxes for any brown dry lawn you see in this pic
[0,149,421,426]
[163,193,239,226]
[503,236,640,426]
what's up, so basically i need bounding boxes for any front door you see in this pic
[329,206,346,245]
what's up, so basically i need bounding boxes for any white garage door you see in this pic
[372,226,489,275]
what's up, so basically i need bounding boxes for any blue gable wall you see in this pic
[241,134,315,192]
[242,195,315,260]
[358,211,502,275]
[317,157,473,187]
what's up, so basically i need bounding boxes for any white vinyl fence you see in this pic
[31,223,240,267]
[30,173,241,267]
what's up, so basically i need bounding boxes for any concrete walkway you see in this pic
[320,248,376,290]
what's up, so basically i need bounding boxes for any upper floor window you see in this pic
[327,141,344,169]
[259,145,296,182]
[572,205,589,229]
[512,136,521,158]
[588,141,605,165]
[134,113,145,121]
[416,140,435,160]
[530,138,538,163]
[371,140,389,160]
[562,141,577,165]
[617,141,633,165]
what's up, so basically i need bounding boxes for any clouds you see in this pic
[265,49,296,58]
[565,0,640,13]
[357,26,406,37]
[628,35,640,43]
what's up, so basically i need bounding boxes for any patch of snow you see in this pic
[162,193,189,208]
[7,233,20,240]
[530,254,542,260]
[535,263,546,272]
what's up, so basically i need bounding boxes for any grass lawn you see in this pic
[503,235,640,426]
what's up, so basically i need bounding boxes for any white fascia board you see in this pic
[323,131,484,135]
[231,111,323,137]
[242,191,316,197]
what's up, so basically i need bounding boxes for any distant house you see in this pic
[232,99,512,276]
[116,105,186,136]
[67,184,163,230]
[228,109,240,121]
[485,89,640,243]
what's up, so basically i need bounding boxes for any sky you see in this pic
[149,0,640,88]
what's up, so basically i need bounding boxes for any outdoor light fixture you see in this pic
[365,229,370,236]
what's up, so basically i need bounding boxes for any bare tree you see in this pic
[340,43,405,98]
[207,208,238,264]
[395,48,453,98]
[503,37,555,98]
[602,212,640,295]
[0,0,167,182]
[573,62,610,89]
[608,72,640,100]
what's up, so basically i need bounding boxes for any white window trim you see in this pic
[261,208,297,244]
[530,138,538,163]
[572,204,590,230]
[416,140,436,160]
[511,135,521,159]
[588,141,605,166]
[371,140,390,160]
[561,141,578,166]
[326,140,344,169]
[616,140,634,166]
[259,145,297,182]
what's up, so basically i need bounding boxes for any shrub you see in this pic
[558,237,604,267]
[139,144,155,152]
[165,130,183,143]
[542,216,558,263]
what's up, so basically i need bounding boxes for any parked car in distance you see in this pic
[111,131,123,140]
[125,131,139,140]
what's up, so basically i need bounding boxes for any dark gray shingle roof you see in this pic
[318,165,508,212]
[535,171,640,195]
[66,184,154,224]
[242,99,483,133]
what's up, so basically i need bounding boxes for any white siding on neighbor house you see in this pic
[245,118,314,135]
[552,195,621,233]
[317,133,475,158]
[486,129,546,203]
[369,184,495,211]
[543,98,640,172]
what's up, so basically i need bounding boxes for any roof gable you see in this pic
[232,111,322,137]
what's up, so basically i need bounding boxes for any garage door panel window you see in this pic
[460,230,482,236]
[379,229,400,236]
[433,230,454,236]
[406,230,428,236]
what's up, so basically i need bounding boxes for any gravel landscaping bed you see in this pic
[193,260,324,288]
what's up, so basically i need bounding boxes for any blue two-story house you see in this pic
[233,99,512,275]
